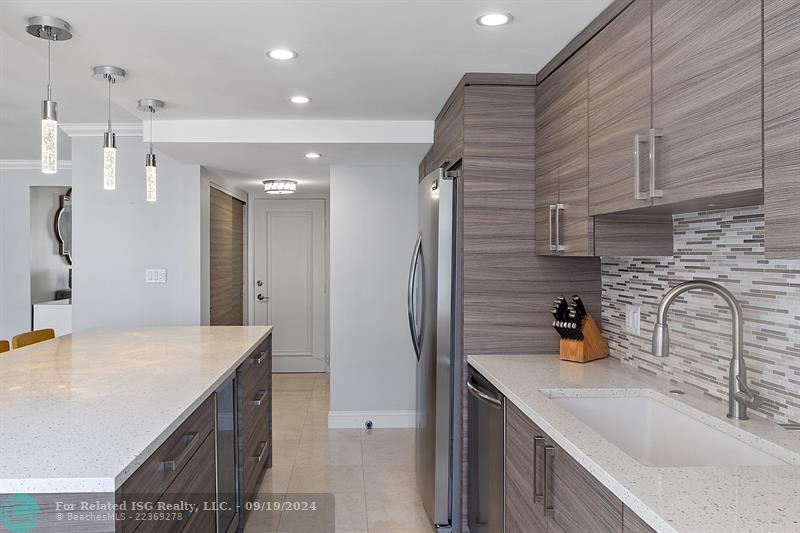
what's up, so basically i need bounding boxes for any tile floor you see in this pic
[244,372,436,533]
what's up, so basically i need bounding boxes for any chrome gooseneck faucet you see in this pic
[651,280,760,420]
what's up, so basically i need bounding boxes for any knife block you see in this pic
[559,314,608,363]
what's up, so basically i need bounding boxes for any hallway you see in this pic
[244,373,435,533]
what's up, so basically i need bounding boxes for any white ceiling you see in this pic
[0,0,612,185]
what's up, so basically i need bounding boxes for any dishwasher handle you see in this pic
[466,379,503,409]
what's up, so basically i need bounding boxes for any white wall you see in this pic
[30,186,71,304]
[0,167,72,341]
[328,164,418,428]
[71,136,202,331]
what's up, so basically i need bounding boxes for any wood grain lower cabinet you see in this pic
[623,504,657,533]
[505,399,648,533]
[764,0,800,259]
[238,334,273,526]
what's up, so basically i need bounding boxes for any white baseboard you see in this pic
[327,410,416,429]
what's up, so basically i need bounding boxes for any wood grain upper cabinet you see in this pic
[651,0,763,207]
[764,0,800,259]
[535,48,594,256]
[588,0,653,216]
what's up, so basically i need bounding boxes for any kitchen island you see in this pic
[0,326,273,532]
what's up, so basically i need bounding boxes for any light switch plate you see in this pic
[145,269,167,284]
[625,304,641,335]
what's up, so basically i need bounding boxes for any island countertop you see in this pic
[468,354,800,533]
[0,326,272,494]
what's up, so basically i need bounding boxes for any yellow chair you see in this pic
[0,340,9,353]
[12,329,55,349]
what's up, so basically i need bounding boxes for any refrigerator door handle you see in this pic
[407,234,425,361]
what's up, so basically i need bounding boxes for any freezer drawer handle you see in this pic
[466,380,503,408]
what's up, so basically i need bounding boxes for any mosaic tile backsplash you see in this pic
[602,206,800,424]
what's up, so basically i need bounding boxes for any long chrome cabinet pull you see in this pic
[555,204,565,253]
[533,436,545,503]
[544,445,556,518]
[649,128,664,199]
[634,132,650,201]
[548,205,557,251]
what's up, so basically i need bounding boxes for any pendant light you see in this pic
[137,99,164,202]
[26,16,72,174]
[92,66,126,190]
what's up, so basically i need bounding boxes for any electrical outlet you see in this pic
[625,304,641,335]
[145,269,167,284]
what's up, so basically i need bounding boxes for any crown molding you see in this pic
[59,122,142,137]
[0,160,73,170]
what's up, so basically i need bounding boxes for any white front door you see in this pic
[253,199,327,372]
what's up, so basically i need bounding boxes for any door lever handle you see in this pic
[257,294,269,301]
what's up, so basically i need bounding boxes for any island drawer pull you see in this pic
[251,351,267,365]
[252,389,267,407]
[251,441,268,463]
[533,436,545,503]
[161,432,199,472]
[544,445,555,518]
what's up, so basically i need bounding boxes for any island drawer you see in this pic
[241,427,271,511]
[128,431,217,533]
[241,379,271,444]
[238,336,271,399]
[116,395,215,533]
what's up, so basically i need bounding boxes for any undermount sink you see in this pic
[544,390,788,467]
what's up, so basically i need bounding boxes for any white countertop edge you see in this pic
[467,354,678,533]
[1,327,272,495]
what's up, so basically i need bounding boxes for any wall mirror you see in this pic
[54,188,72,265]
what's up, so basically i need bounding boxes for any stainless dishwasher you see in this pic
[467,367,505,533]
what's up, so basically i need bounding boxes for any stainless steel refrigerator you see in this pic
[408,167,461,533]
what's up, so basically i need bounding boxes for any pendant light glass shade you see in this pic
[41,115,58,174]
[103,131,117,190]
[146,154,157,202]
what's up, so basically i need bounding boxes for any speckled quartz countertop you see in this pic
[0,326,272,494]
[468,354,800,533]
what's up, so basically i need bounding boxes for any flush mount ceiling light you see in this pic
[266,48,297,60]
[92,66,126,191]
[476,12,513,26]
[26,16,73,174]
[263,179,297,195]
[289,95,311,104]
[137,99,165,202]
[305,152,322,159]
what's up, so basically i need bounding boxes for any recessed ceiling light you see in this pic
[305,152,322,159]
[266,48,297,61]
[476,12,513,26]
[263,179,297,194]
[289,95,311,104]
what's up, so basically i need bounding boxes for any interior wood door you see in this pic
[652,0,763,207]
[555,47,593,256]
[253,199,327,373]
[588,0,653,215]
[764,0,800,259]
[210,187,245,326]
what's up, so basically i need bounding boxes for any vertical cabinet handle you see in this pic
[548,205,557,251]
[634,132,650,201]
[544,445,556,518]
[533,436,545,503]
[649,128,663,199]
[555,204,565,253]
